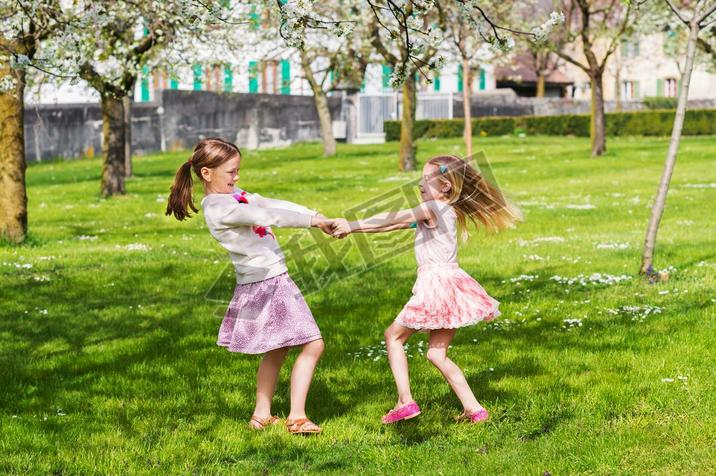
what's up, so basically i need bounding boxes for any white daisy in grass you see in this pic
[661,378,675,383]
[607,305,663,323]
[516,236,566,247]
[116,243,151,252]
[77,235,98,241]
[506,274,539,284]
[523,254,547,261]
[681,183,716,188]
[562,318,583,329]
[565,203,596,210]
[550,273,632,286]
[596,242,630,250]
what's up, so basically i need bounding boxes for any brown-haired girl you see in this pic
[166,138,334,434]
[332,155,521,425]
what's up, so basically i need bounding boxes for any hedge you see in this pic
[384,109,716,141]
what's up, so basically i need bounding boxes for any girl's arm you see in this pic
[350,222,413,233]
[209,195,327,230]
[245,191,318,216]
[334,203,433,236]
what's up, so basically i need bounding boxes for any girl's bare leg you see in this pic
[384,321,417,408]
[253,347,290,423]
[426,329,483,414]
[288,338,324,421]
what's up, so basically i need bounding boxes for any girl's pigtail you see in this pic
[165,161,198,221]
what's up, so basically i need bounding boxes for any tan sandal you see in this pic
[285,418,322,435]
[248,415,280,430]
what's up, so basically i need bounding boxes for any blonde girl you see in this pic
[332,155,521,424]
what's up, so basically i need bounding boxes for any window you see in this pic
[620,39,640,59]
[622,80,640,100]
[665,78,677,97]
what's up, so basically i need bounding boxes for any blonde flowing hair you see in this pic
[427,155,522,241]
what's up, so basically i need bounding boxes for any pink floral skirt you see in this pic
[395,263,500,330]
[217,272,322,354]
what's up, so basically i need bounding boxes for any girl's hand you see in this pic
[311,215,336,236]
[331,218,352,238]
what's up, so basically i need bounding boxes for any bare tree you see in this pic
[640,0,716,276]
[368,0,447,171]
[553,0,640,157]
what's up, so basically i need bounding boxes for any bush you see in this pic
[643,96,678,110]
[384,109,716,141]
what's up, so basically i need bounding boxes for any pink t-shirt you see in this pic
[414,199,458,266]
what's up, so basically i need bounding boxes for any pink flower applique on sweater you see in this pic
[232,191,276,239]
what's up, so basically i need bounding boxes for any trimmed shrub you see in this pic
[384,109,716,141]
[643,96,678,110]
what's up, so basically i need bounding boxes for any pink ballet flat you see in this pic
[456,408,489,423]
[381,402,421,424]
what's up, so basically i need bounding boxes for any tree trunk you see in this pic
[614,66,622,112]
[100,93,126,197]
[536,73,546,98]
[399,73,417,171]
[300,50,336,157]
[462,58,473,158]
[0,63,28,243]
[589,71,606,156]
[123,95,133,177]
[640,20,699,275]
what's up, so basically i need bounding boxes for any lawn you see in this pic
[1,135,715,475]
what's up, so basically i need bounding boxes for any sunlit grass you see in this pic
[1,135,715,474]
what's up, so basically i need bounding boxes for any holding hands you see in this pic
[311,215,352,239]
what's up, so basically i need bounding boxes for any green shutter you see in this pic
[621,40,628,57]
[248,61,258,93]
[280,60,290,94]
[433,71,440,91]
[329,69,335,88]
[656,78,664,97]
[382,64,393,90]
[360,78,366,93]
[170,77,179,90]
[634,81,640,99]
[457,64,463,92]
[141,66,150,102]
[193,64,202,90]
[249,4,259,30]
[479,68,486,90]
[223,64,233,92]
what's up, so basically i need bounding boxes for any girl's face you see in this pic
[419,163,451,201]
[202,156,241,194]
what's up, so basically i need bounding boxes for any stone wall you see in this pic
[23,90,341,163]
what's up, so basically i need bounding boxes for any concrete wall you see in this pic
[23,91,341,163]
[160,90,342,152]
[24,88,716,162]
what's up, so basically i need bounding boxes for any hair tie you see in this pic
[187,159,193,166]
[439,164,448,174]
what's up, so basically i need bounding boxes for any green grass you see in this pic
[2,135,715,475]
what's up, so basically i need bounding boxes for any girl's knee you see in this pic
[426,347,446,366]
[305,338,324,356]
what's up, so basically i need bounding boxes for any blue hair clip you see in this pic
[439,164,448,174]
